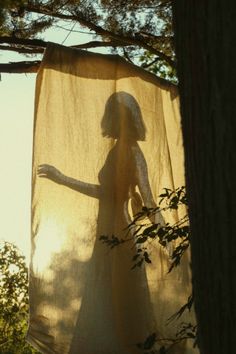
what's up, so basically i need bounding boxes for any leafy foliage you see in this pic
[100,186,197,353]
[139,51,177,84]
[100,186,190,271]
[0,0,52,37]
[0,188,196,353]
[136,321,198,354]
[0,1,173,46]
[0,241,40,353]
[99,0,175,78]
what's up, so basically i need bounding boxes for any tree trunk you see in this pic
[172,2,236,353]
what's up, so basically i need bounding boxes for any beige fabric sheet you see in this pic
[27,43,198,354]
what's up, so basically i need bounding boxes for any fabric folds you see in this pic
[27,43,198,354]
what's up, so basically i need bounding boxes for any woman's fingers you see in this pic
[37,164,55,178]
[37,164,62,183]
[38,164,53,171]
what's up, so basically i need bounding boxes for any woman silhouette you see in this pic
[38,92,162,227]
[38,92,163,354]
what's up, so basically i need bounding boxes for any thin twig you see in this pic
[141,56,161,68]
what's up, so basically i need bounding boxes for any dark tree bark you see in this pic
[172,2,236,354]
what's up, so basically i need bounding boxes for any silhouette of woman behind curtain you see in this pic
[38,92,163,354]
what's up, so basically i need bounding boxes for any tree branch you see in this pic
[24,4,175,68]
[0,38,144,73]
[0,44,43,54]
[0,61,40,73]
[0,36,47,48]
[0,35,137,53]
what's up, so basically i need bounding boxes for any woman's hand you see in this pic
[38,164,64,183]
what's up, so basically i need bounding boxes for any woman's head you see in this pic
[101,92,146,141]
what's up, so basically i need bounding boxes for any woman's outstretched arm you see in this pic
[38,164,100,199]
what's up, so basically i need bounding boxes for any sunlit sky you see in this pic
[0,25,107,262]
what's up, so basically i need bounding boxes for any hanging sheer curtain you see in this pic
[27,43,197,354]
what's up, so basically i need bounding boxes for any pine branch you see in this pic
[24,4,175,68]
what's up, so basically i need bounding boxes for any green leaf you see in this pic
[159,193,168,198]
[143,224,158,236]
[136,236,147,244]
[157,228,167,237]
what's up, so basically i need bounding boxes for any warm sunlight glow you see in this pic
[32,218,66,275]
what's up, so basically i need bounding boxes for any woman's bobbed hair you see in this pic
[101,92,146,141]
